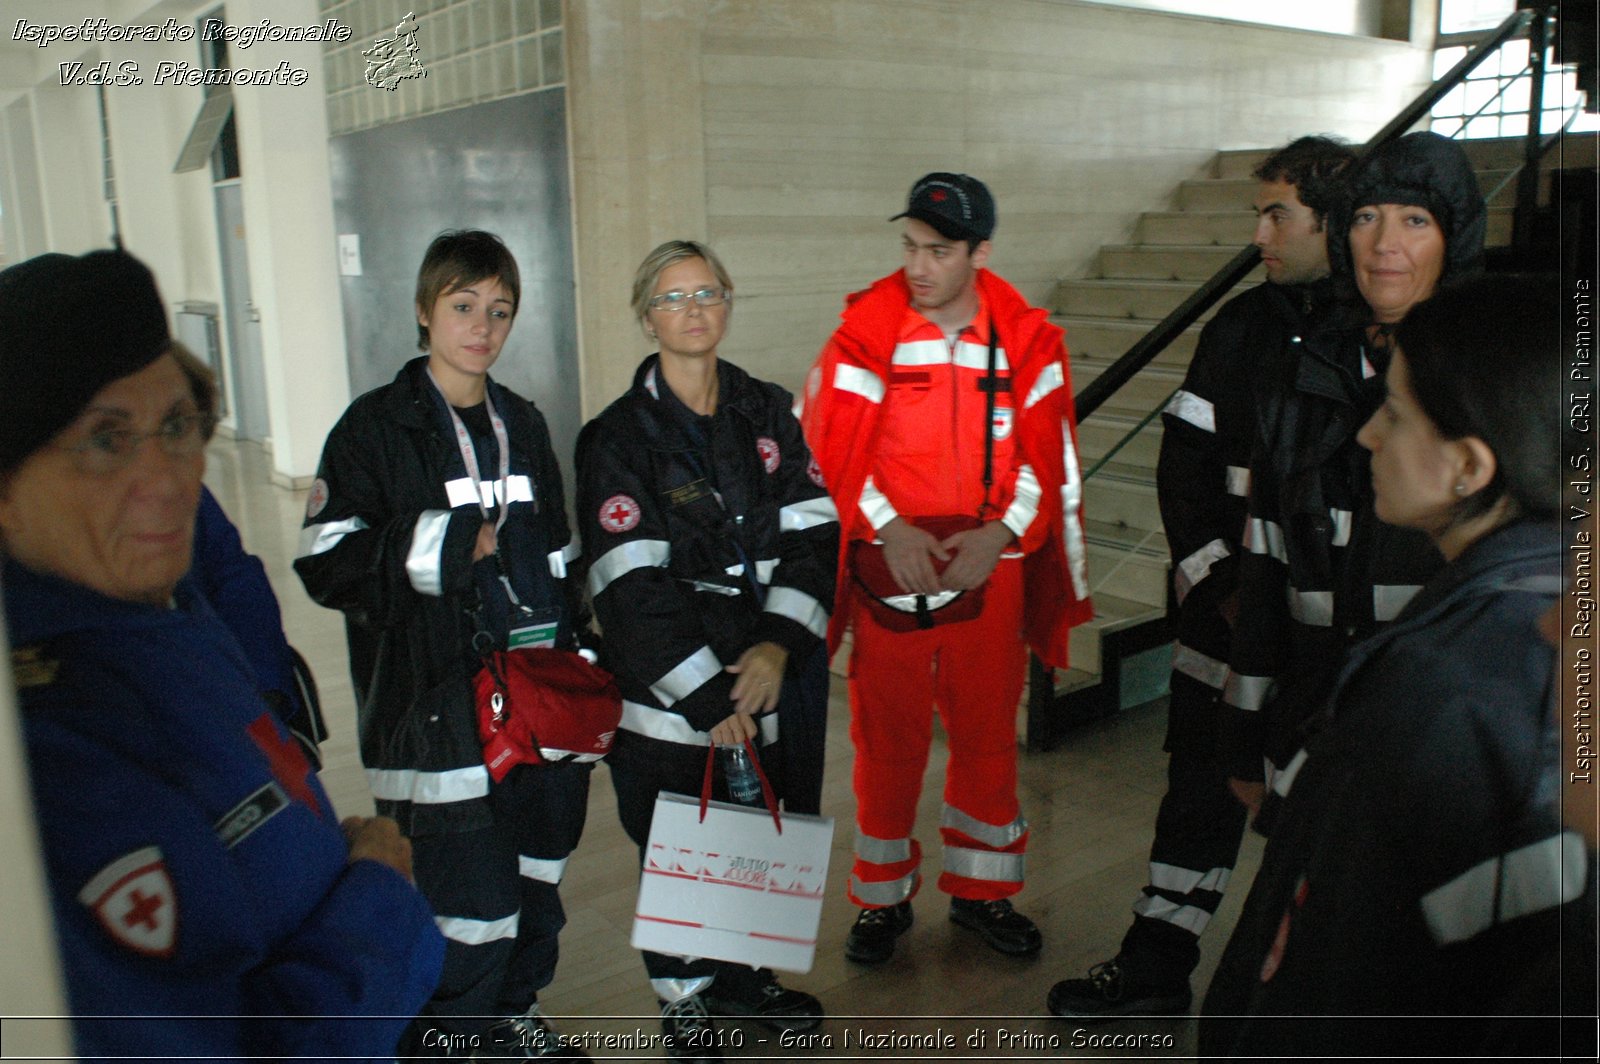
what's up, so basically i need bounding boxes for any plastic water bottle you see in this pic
[722,744,763,806]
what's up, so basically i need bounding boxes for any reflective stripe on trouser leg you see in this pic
[933,560,1028,900]
[849,831,922,908]
[847,595,940,908]
[408,824,521,1037]
[492,760,591,1012]
[941,803,1029,899]
[1118,743,1249,980]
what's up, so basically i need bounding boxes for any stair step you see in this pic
[1216,135,1593,180]
[1215,148,1272,180]
[1176,178,1258,213]
[1058,315,1201,366]
[1083,474,1162,533]
[1047,667,1103,697]
[1066,591,1169,676]
[1074,354,1183,411]
[1099,243,1267,282]
[1078,414,1162,479]
[1055,278,1258,322]
[1136,210,1256,246]
[1085,517,1169,607]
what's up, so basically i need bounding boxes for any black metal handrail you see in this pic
[1073,5,1541,423]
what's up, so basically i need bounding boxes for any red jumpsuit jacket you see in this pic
[800,268,1092,666]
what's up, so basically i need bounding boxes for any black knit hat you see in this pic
[890,172,997,242]
[0,250,171,473]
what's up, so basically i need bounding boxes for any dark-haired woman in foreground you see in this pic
[1201,274,1583,1056]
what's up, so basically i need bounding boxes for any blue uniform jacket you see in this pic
[5,559,444,1061]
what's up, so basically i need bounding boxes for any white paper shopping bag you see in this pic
[632,792,834,973]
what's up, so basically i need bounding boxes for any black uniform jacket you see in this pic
[1157,279,1325,749]
[575,355,839,772]
[295,356,579,835]
[1218,303,1440,783]
[1203,521,1579,1057]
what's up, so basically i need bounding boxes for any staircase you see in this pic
[1029,135,1569,746]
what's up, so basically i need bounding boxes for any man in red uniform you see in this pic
[801,173,1091,964]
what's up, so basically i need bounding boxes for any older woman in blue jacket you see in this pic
[0,249,443,1061]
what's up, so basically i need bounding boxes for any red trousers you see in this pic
[847,557,1029,905]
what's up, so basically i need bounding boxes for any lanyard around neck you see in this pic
[426,367,527,610]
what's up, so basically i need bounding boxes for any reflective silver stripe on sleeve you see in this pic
[850,871,919,907]
[366,765,490,804]
[1374,584,1423,622]
[1271,748,1309,798]
[444,474,535,510]
[859,474,900,531]
[1164,389,1216,433]
[1001,464,1042,539]
[891,338,953,366]
[833,363,885,404]
[1420,832,1588,947]
[587,539,672,597]
[952,339,1010,373]
[1024,362,1065,410]
[1225,465,1251,497]
[518,855,569,884]
[1287,587,1334,627]
[687,580,741,596]
[650,646,723,707]
[651,976,715,1003]
[854,830,913,865]
[547,542,580,579]
[405,509,455,596]
[1244,517,1287,562]
[1148,861,1232,894]
[445,477,478,509]
[943,845,1025,884]
[296,516,369,558]
[1174,538,1231,605]
[1223,671,1274,712]
[618,700,781,747]
[1059,425,1091,600]
[501,475,534,505]
[941,806,1028,849]
[764,586,829,639]
[755,558,779,584]
[1172,643,1229,690]
[1329,508,1353,547]
[780,495,839,533]
[435,913,518,945]
[1133,893,1213,934]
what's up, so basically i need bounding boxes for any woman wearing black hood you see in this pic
[1217,133,1486,827]
[1200,143,1576,1056]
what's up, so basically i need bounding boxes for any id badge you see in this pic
[508,606,560,650]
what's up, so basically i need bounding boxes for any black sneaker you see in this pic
[705,970,823,1033]
[948,897,1043,956]
[659,994,723,1061]
[844,901,914,964]
[1046,957,1192,1019]
[472,1006,589,1059]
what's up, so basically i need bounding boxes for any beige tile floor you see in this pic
[205,437,1263,1059]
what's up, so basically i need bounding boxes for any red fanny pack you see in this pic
[474,648,623,782]
[848,514,987,632]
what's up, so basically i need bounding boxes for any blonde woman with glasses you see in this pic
[575,240,839,1060]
